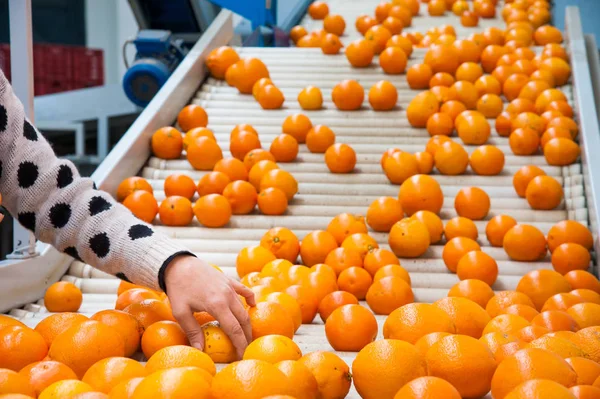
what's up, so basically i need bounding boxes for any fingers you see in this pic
[173,306,205,351]
[230,295,253,346]
[232,280,256,307]
[214,306,248,359]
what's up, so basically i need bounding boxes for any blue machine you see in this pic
[122,30,188,107]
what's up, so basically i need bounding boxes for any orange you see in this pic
[337,267,372,300]
[426,334,496,398]
[540,57,572,86]
[476,93,504,118]
[443,237,481,273]
[323,14,345,36]
[145,345,215,376]
[548,221,594,253]
[368,80,398,111]
[440,100,467,123]
[434,140,469,175]
[214,158,248,182]
[394,376,461,399]
[491,348,577,399]
[425,135,452,157]
[379,47,407,76]
[289,26,307,43]
[325,143,357,173]
[541,127,573,148]
[485,215,517,247]
[544,138,581,166]
[34,313,89,348]
[300,230,338,267]
[364,25,392,54]
[222,180,257,215]
[410,210,443,244]
[260,227,299,263]
[529,334,586,358]
[249,160,278,190]
[461,10,479,26]
[197,171,230,197]
[469,145,505,176]
[341,233,379,259]
[18,361,77,397]
[407,64,433,90]
[406,91,440,128]
[243,148,276,171]
[513,165,547,198]
[177,105,208,132]
[388,218,430,258]
[151,127,183,160]
[456,250,498,286]
[226,58,270,94]
[356,15,378,35]
[48,321,124,379]
[445,216,478,241]
[296,33,320,48]
[345,39,374,68]
[551,243,591,276]
[236,245,276,278]
[304,125,336,154]
[541,43,568,61]
[363,248,400,276]
[483,314,531,335]
[274,361,318,399]
[518,270,572,310]
[481,44,506,73]
[324,247,363,276]
[495,341,529,364]
[307,269,339,304]
[576,326,600,363]
[504,224,547,262]
[140,321,188,359]
[0,316,25,331]
[106,377,143,399]
[571,288,600,304]
[475,75,502,97]
[0,326,47,372]
[565,357,600,385]
[531,310,579,333]
[81,358,146,394]
[243,335,301,364]
[567,303,600,329]
[479,331,521,355]
[159,196,193,226]
[570,385,600,399]
[424,44,460,75]
[198,325,236,364]
[187,136,223,170]
[426,112,454,136]
[535,25,564,45]
[259,169,298,201]
[519,80,552,103]
[486,291,536,318]
[382,151,419,184]
[0,370,33,397]
[454,186,490,220]
[38,380,94,399]
[456,62,484,83]
[205,46,240,79]
[415,151,434,174]
[123,299,175,330]
[43,282,82,313]
[252,78,273,99]
[386,33,413,56]
[383,303,456,344]
[503,304,540,322]
[428,0,447,16]
[130,367,212,399]
[318,291,359,323]
[257,84,284,109]
[308,0,329,19]
[505,379,578,399]
[230,130,262,161]
[164,173,197,199]
[193,193,231,227]
[512,112,545,135]
[298,351,351,399]
[285,285,319,324]
[332,80,364,110]
[398,174,444,216]
[325,304,377,351]
[249,301,295,339]
[547,100,574,117]
[565,271,600,295]
[257,187,288,215]
[366,197,403,232]
[366,276,414,315]
[122,191,158,224]
[326,213,368,245]
[269,134,299,163]
[449,279,494,309]
[525,175,564,210]
[373,264,411,286]
[352,339,426,399]
[91,310,142,358]
[496,111,514,137]
[449,82,480,111]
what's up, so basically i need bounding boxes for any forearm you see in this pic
[0,70,192,291]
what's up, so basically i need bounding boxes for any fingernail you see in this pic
[192,342,204,350]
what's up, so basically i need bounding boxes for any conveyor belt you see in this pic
[5,1,600,398]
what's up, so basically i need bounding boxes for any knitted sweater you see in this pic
[0,71,192,291]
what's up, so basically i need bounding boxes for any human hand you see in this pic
[164,255,255,359]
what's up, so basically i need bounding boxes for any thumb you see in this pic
[232,280,256,307]
[175,308,205,350]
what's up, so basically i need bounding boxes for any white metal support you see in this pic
[8,0,38,258]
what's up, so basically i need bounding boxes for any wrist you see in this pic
[158,251,197,292]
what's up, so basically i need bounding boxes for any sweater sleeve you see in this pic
[0,70,193,291]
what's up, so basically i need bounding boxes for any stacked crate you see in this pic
[0,43,104,95]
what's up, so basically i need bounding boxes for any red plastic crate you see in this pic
[33,44,73,85]
[71,47,104,87]
[0,44,10,81]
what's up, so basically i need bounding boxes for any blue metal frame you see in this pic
[207,0,277,30]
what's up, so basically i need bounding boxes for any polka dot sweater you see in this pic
[0,71,193,291]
